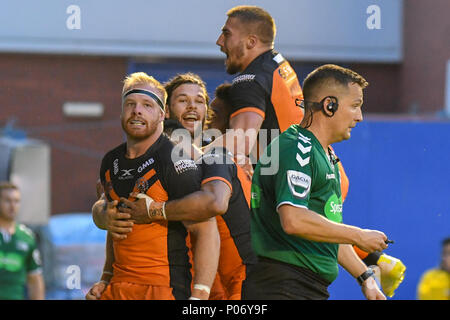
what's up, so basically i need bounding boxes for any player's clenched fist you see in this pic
[86,281,107,300]
[104,200,133,240]
[355,229,388,253]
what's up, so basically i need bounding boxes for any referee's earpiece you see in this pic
[327,102,334,111]
[323,96,339,116]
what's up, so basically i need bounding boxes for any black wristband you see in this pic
[356,269,374,286]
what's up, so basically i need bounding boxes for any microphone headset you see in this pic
[324,96,339,115]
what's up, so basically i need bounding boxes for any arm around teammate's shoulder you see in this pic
[161,179,231,221]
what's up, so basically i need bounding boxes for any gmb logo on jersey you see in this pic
[287,170,311,199]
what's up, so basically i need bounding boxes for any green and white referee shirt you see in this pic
[0,223,42,300]
[251,124,343,283]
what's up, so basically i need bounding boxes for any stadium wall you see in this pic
[329,119,450,300]
[0,53,127,214]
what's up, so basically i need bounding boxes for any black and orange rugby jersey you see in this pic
[198,148,258,270]
[100,133,201,299]
[229,49,304,143]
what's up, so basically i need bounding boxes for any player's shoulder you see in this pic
[248,49,280,73]
[230,51,278,92]
[278,125,306,147]
[154,133,176,159]
[16,224,36,242]
[275,125,318,164]
[102,142,126,162]
[156,135,200,177]
[199,147,233,163]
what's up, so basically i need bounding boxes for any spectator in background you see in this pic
[417,237,450,300]
[0,182,45,300]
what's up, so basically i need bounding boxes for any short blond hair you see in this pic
[227,5,276,46]
[122,72,168,106]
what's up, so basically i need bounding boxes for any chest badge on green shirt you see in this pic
[251,184,261,209]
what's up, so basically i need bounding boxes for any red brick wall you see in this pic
[0,54,127,214]
[341,0,450,115]
[350,64,401,113]
[400,0,450,113]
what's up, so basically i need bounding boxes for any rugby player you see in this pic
[211,5,406,297]
[103,74,257,300]
[87,72,219,300]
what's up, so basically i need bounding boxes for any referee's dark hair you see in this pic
[205,83,232,128]
[227,5,276,47]
[301,64,369,128]
[164,72,210,107]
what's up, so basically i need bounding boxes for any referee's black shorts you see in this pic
[242,256,331,300]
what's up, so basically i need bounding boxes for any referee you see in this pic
[242,65,388,300]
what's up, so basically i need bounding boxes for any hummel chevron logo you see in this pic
[296,153,310,167]
[298,133,311,145]
[297,142,312,154]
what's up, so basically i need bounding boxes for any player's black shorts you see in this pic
[241,256,331,300]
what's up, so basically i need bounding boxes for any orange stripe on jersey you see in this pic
[146,179,169,202]
[105,169,120,201]
[229,107,265,120]
[271,61,304,132]
[353,245,369,260]
[235,165,251,208]
[216,215,246,300]
[338,162,349,202]
[130,169,156,198]
[202,176,233,193]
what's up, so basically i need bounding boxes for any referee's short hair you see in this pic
[227,5,276,46]
[302,64,369,102]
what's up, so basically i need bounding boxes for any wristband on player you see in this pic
[161,202,166,220]
[188,297,201,300]
[356,269,375,286]
[193,284,211,294]
[99,279,110,286]
[102,270,113,276]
